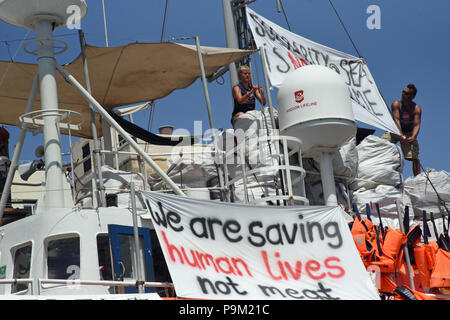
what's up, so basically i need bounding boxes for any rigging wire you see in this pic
[160,0,170,42]
[277,0,291,31]
[0,29,31,91]
[328,0,362,58]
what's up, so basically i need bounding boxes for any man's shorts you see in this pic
[381,131,420,160]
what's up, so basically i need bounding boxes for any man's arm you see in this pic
[391,100,403,134]
[406,104,422,142]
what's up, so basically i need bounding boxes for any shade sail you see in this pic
[0,42,253,138]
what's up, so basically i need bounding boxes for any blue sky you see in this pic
[0,0,448,179]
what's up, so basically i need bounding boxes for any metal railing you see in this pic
[224,134,309,205]
[0,278,174,297]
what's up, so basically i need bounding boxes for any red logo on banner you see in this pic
[294,90,304,103]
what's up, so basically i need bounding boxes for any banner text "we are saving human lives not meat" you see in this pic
[142,192,380,300]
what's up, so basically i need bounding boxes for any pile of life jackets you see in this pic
[349,203,450,300]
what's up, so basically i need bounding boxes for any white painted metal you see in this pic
[0,0,87,29]
[35,19,67,208]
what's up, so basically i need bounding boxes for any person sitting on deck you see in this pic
[231,65,266,126]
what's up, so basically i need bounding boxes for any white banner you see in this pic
[246,8,400,135]
[142,191,380,300]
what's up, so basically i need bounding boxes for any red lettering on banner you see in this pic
[324,256,346,278]
[260,250,346,281]
[160,230,253,277]
[284,260,302,280]
[305,260,326,280]
[287,51,308,69]
[261,250,283,280]
[161,229,184,263]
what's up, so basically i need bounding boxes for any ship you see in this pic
[0,0,448,300]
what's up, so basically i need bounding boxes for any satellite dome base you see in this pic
[281,118,356,158]
[0,0,87,29]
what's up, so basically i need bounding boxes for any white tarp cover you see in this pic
[246,8,400,135]
[142,191,380,300]
[352,184,413,217]
[350,135,404,190]
[404,169,450,218]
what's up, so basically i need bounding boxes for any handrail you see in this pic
[38,279,174,296]
[0,278,34,294]
[0,278,174,296]
[225,134,308,205]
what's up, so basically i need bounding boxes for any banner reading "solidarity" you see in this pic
[142,191,380,300]
[246,8,400,135]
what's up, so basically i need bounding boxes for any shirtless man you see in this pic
[382,84,422,176]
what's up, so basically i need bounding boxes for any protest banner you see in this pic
[142,191,380,300]
[246,8,400,135]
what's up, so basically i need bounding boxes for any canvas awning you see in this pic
[0,42,253,138]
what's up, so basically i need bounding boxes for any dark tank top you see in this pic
[232,83,255,117]
[399,101,415,136]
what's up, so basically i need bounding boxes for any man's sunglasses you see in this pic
[402,90,413,95]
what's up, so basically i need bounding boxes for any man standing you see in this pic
[382,84,422,176]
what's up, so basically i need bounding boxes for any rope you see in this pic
[420,164,449,218]
[328,0,362,58]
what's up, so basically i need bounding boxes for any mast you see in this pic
[222,0,240,87]
[35,19,66,208]
[0,0,88,208]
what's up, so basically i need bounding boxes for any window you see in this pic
[105,194,118,207]
[82,143,92,173]
[47,236,80,280]
[97,234,113,281]
[12,243,32,293]
[117,233,146,281]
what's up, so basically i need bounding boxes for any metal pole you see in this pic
[0,74,39,221]
[130,182,145,293]
[195,36,226,201]
[240,141,249,204]
[319,152,338,206]
[101,0,109,47]
[259,48,277,130]
[35,19,65,208]
[78,29,106,208]
[55,63,186,197]
[222,0,239,87]
[282,138,294,205]
[395,201,416,290]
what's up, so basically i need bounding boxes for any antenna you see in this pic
[276,0,281,12]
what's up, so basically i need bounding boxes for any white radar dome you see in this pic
[277,65,356,157]
[0,0,87,29]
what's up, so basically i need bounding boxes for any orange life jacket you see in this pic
[430,248,450,289]
[350,217,377,265]
[369,227,406,273]
[414,243,438,290]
